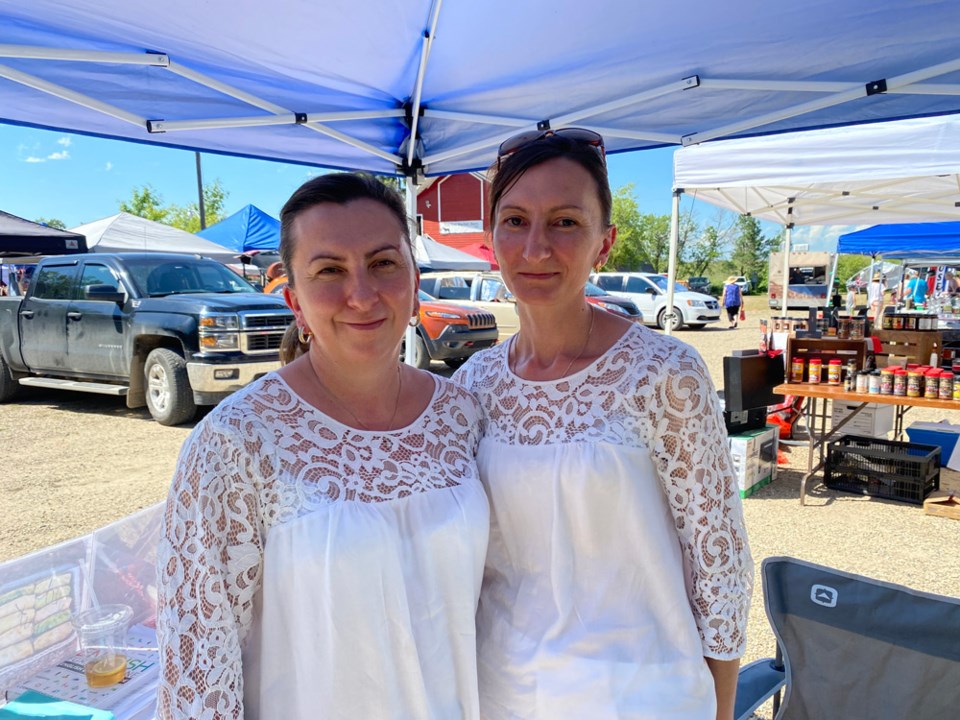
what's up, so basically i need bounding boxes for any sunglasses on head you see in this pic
[496,127,605,169]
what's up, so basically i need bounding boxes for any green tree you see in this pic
[605,184,646,270]
[119,185,169,223]
[683,225,723,277]
[835,253,874,287]
[730,215,769,280]
[35,217,67,230]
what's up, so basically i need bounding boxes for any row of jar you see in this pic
[789,356,958,401]
[879,313,940,331]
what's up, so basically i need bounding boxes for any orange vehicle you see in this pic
[264,277,497,369]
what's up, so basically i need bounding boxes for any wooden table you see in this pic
[773,382,960,504]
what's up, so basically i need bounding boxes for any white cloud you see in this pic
[24,156,45,163]
[57,137,72,147]
[46,150,70,161]
[105,161,113,171]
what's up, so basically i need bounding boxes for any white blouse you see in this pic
[156,373,489,720]
[454,324,753,720]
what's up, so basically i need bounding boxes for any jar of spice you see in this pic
[849,318,865,339]
[808,357,823,384]
[828,358,843,385]
[938,370,954,401]
[892,314,904,330]
[907,369,923,398]
[924,369,940,399]
[893,369,908,397]
[791,356,805,383]
[856,371,870,394]
[838,318,852,338]
[880,367,895,395]
[868,371,882,394]
[880,314,893,331]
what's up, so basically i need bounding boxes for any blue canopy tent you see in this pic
[197,204,280,253]
[838,222,960,263]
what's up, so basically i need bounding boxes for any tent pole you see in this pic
[665,190,681,336]
[404,178,419,367]
[195,151,206,230]
[781,222,792,316]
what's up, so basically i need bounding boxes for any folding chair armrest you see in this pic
[734,658,786,720]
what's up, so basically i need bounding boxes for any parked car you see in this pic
[687,276,711,294]
[732,275,752,294]
[0,253,293,425]
[265,276,498,369]
[584,281,642,321]
[419,271,520,341]
[588,272,721,330]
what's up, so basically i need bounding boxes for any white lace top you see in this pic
[454,324,753,720]
[156,373,489,720]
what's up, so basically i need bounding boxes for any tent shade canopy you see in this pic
[71,213,240,264]
[673,113,960,226]
[838,222,960,261]
[0,210,86,255]
[198,204,280,253]
[2,1,960,177]
[415,235,490,271]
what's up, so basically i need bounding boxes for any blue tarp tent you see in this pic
[198,205,280,253]
[838,223,960,261]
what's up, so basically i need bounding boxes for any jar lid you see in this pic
[926,369,941,376]
[940,370,954,377]
[894,369,907,375]
[829,358,842,364]
[809,357,822,363]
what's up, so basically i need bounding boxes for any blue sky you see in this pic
[3,122,840,248]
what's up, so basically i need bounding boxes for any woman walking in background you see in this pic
[157,173,489,720]
[723,276,744,329]
[455,129,752,720]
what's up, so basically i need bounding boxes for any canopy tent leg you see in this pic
[664,190,681,336]
[404,178,419,367]
[781,222,793,316]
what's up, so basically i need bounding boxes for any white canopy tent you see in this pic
[670,113,960,316]
[70,212,240,264]
[415,235,490,271]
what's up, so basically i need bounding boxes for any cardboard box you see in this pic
[728,425,778,498]
[906,422,960,470]
[923,490,960,521]
[831,402,895,438]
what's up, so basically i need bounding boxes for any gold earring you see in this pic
[297,326,312,344]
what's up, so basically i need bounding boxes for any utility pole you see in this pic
[195,151,206,230]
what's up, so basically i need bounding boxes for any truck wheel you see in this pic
[0,354,19,402]
[144,348,196,426]
[401,333,431,370]
[657,307,684,331]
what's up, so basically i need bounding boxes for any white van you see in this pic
[589,272,721,330]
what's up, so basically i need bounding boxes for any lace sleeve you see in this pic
[650,345,753,660]
[156,415,265,719]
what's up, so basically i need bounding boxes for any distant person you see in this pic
[944,270,959,297]
[905,269,927,307]
[867,273,884,319]
[926,268,937,297]
[845,285,856,313]
[723,275,744,329]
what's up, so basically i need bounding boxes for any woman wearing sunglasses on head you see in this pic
[453,129,753,720]
[157,173,489,720]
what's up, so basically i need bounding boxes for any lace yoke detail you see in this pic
[156,374,482,720]
[456,325,754,659]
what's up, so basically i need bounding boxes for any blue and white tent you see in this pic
[198,205,280,254]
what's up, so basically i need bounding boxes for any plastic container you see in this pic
[856,372,870,394]
[907,369,923,398]
[892,314,904,330]
[828,358,843,385]
[868,371,881,394]
[893,368,908,397]
[808,357,823,384]
[924,369,940,399]
[73,604,133,688]
[849,318,865,339]
[880,367,895,395]
[938,371,954,401]
[791,356,805,383]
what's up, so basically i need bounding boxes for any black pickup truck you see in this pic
[0,253,294,425]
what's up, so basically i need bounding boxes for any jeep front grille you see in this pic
[467,312,496,329]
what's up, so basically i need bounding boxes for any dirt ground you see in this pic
[2,294,959,717]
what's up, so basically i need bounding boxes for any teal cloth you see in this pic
[0,691,114,720]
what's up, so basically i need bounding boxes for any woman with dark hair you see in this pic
[157,173,489,719]
[454,130,753,720]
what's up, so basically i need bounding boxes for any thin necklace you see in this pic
[512,305,596,378]
[308,357,403,431]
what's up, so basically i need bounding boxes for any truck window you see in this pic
[32,264,79,300]
[435,277,471,301]
[80,264,122,294]
[625,276,653,293]
[479,278,508,302]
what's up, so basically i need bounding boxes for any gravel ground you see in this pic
[2,294,958,717]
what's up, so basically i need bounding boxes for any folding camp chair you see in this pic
[734,556,960,720]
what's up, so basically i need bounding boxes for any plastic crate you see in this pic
[824,434,941,504]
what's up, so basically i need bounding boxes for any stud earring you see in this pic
[409,314,421,327]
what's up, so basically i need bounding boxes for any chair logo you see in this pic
[811,584,838,607]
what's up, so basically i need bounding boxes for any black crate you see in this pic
[824,435,941,504]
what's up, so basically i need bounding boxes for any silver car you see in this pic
[589,272,721,330]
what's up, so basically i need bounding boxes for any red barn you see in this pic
[417,173,491,252]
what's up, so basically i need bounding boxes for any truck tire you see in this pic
[401,333,431,370]
[657,307,684,331]
[144,348,196,426]
[444,357,467,369]
[0,354,19,402]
